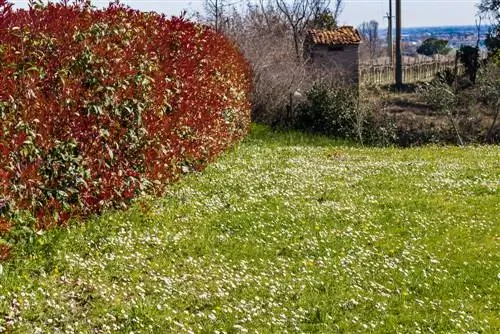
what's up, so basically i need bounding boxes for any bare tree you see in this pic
[222,0,345,123]
[223,1,305,122]
[359,20,380,60]
[255,0,279,30]
[275,0,334,60]
[240,0,285,34]
[204,0,233,32]
[332,0,343,20]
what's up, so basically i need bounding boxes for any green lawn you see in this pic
[0,125,499,333]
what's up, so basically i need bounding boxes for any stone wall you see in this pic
[309,44,360,85]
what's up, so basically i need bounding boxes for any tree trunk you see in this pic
[293,31,301,61]
[447,112,464,146]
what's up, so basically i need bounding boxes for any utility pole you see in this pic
[395,0,403,88]
[385,0,393,64]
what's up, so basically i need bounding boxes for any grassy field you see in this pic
[0,125,499,333]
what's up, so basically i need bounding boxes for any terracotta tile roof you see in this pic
[307,26,362,45]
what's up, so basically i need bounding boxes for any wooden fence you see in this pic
[359,58,464,86]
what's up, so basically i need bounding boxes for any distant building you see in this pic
[304,26,362,85]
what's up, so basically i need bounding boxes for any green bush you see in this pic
[292,84,401,146]
[458,45,480,83]
[294,83,358,139]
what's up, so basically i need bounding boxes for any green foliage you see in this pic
[458,45,480,83]
[485,26,500,59]
[419,80,457,114]
[418,80,464,145]
[291,85,398,146]
[477,63,500,142]
[478,64,500,105]
[417,38,451,56]
[308,8,337,30]
[479,1,500,59]
[0,126,498,332]
[491,48,500,65]
[435,68,457,86]
[479,0,500,21]
[294,83,358,139]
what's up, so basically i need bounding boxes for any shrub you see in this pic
[458,45,480,83]
[416,38,451,56]
[0,0,252,239]
[358,96,399,146]
[294,82,358,139]
[477,63,500,143]
[418,80,465,145]
[292,83,402,146]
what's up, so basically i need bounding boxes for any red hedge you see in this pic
[0,1,252,233]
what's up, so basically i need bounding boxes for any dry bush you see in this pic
[224,5,305,124]
[223,1,346,126]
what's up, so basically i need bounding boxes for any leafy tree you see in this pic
[479,0,500,21]
[416,38,451,56]
[308,0,343,30]
[308,8,337,30]
[419,80,464,145]
[478,63,500,142]
[274,0,343,60]
[486,30,500,63]
[479,0,500,61]
[458,45,480,83]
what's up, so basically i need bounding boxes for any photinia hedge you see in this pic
[0,0,252,246]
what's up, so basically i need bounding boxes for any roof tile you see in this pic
[307,26,361,45]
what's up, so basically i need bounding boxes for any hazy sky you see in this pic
[11,1,483,28]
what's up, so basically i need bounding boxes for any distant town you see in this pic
[380,25,493,55]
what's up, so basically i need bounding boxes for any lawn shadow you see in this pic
[245,124,355,148]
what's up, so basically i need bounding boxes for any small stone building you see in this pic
[304,26,362,85]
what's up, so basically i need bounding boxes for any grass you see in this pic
[0,124,499,333]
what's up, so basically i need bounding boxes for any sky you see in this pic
[10,1,483,28]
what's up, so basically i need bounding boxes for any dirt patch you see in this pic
[366,87,499,146]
